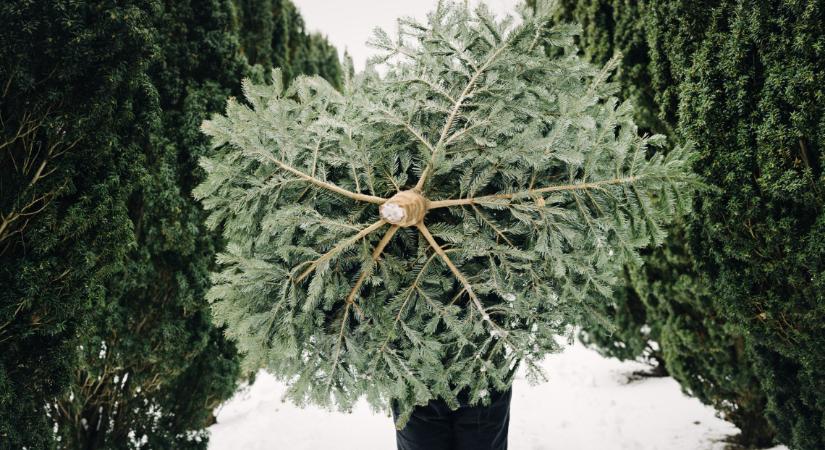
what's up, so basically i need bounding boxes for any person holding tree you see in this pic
[195,1,697,449]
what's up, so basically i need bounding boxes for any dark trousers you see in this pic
[392,387,512,450]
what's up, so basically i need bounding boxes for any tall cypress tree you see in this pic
[234,0,276,68]
[237,0,343,88]
[37,0,344,448]
[49,1,246,448]
[0,1,157,447]
[658,2,825,447]
[2,0,342,447]
[554,0,824,448]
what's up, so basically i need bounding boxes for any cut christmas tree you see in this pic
[195,0,700,428]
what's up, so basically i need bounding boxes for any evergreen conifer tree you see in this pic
[48,0,343,448]
[234,0,343,88]
[552,2,775,445]
[0,1,155,447]
[653,2,825,447]
[2,0,343,447]
[197,0,699,427]
[555,0,823,447]
[49,2,247,447]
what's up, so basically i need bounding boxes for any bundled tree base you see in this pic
[197,0,699,427]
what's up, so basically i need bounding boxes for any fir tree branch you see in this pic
[471,204,514,246]
[378,251,441,353]
[416,222,508,339]
[427,175,641,209]
[327,226,398,392]
[414,41,512,191]
[346,225,400,313]
[444,120,489,146]
[296,219,388,282]
[296,134,327,200]
[377,106,437,157]
[258,150,386,204]
[391,77,457,103]
[326,302,352,394]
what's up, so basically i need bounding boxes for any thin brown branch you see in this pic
[447,287,467,307]
[427,175,640,209]
[296,219,387,282]
[345,225,400,314]
[415,222,507,337]
[257,150,385,204]
[383,169,401,191]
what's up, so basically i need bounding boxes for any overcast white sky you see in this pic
[292,0,522,71]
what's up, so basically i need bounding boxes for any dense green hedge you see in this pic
[0,1,155,446]
[1,0,341,448]
[668,2,824,448]
[47,2,247,447]
[236,0,343,87]
[552,0,824,448]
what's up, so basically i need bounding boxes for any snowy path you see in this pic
[208,342,784,450]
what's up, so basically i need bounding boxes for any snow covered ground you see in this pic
[208,341,787,450]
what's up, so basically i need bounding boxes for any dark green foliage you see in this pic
[557,0,824,448]
[552,0,667,133]
[660,1,825,447]
[142,327,242,449]
[49,2,246,448]
[236,0,343,88]
[2,0,342,448]
[235,0,277,68]
[578,269,665,370]
[634,227,774,447]
[0,1,156,447]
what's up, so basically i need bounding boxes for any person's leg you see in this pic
[392,398,454,450]
[451,387,512,450]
